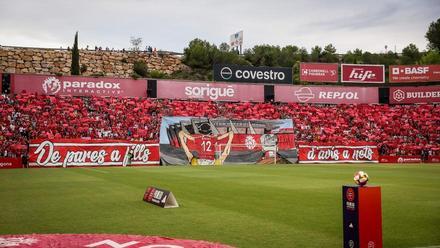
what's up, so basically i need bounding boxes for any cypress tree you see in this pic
[71,32,80,75]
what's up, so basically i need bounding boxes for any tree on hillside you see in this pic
[244,45,281,67]
[420,50,440,64]
[401,43,421,65]
[130,36,143,51]
[425,18,440,51]
[182,39,218,69]
[321,44,338,63]
[278,45,299,67]
[219,42,230,52]
[70,32,80,75]
[342,49,363,63]
[310,46,322,62]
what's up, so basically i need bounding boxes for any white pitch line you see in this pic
[411,245,440,248]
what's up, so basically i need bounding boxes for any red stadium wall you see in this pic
[0,158,23,169]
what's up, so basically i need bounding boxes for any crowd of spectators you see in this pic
[1,93,439,158]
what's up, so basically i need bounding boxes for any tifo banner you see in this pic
[300,63,338,82]
[160,117,297,165]
[389,86,440,104]
[157,80,264,102]
[28,139,159,167]
[298,143,379,163]
[213,64,292,84]
[0,234,234,248]
[341,64,385,83]
[274,85,378,104]
[389,65,440,83]
[11,74,147,97]
[0,157,23,169]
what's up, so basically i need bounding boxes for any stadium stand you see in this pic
[1,93,439,158]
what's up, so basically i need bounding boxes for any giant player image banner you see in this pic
[159,117,297,165]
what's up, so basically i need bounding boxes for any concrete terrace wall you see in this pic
[0,46,185,77]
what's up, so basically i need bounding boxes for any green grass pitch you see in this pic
[1,164,439,248]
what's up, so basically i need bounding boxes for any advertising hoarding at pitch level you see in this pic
[300,63,339,82]
[156,80,264,102]
[274,85,378,104]
[213,64,292,84]
[341,64,385,83]
[389,86,440,104]
[11,74,147,97]
[389,65,440,83]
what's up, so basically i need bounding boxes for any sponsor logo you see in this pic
[220,67,233,80]
[0,234,232,248]
[42,77,61,94]
[396,157,421,163]
[294,87,361,103]
[368,241,375,248]
[342,65,384,83]
[301,68,337,76]
[0,237,38,247]
[393,89,405,102]
[245,136,257,150]
[0,162,13,167]
[345,188,356,211]
[348,240,355,248]
[219,66,286,81]
[348,222,354,229]
[294,87,315,102]
[348,68,376,81]
[184,84,235,100]
[392,66,429,75]
[86,239,184,248]
[318,91,359,100]
[42,77,123,95]
[346,188,355,202]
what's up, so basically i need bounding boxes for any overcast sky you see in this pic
[0,0,439,54]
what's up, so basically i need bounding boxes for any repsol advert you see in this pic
[213,64,292,84]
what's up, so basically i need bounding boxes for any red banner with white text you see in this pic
[389,86,440,104]
[157,80,264,102]
[389,65,440,83]
[0,158,23,169]
[298,143,379,163]
[28,139,159,167]
[11,74,147,97]
[300,63,339,82]
[275,85,378,104]
[341,64,385,83]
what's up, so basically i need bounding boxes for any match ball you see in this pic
[353,171,369,186]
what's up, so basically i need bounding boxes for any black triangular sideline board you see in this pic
[143,186,179,208]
